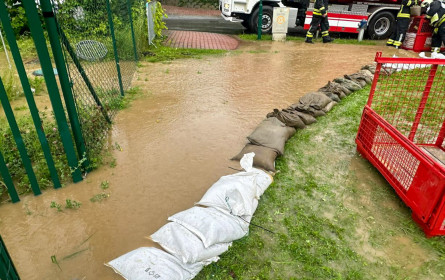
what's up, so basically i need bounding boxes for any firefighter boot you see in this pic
[431,48,445,59]
[305,37,314,44]
[323,36,334,43]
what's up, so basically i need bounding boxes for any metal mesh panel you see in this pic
[51,0,141,163]
[356,54,445,236]
[371,63,445,145]
[357,112,420,191]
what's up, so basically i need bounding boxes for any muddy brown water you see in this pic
[0,42,415,279]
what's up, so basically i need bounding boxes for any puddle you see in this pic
[0,41,416,278]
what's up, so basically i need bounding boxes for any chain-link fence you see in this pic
[52,0,144,166]
[0,0,145,202]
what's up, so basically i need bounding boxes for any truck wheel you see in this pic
[367,11,396,39]
[250,6,274,34]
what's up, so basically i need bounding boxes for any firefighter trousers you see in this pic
[306,15,330,39]
[431,24,445,51]
[387,17,410,47]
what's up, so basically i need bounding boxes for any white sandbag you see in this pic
[197,153,273,216]
[151,222,232,264]
[168,206,249,248]
[106,247,214,280]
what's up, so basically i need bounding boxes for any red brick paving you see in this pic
[164,31,240,50]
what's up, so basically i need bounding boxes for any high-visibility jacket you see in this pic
[426,0,445,30]
[397,0,419,18]
[313,0,329,16]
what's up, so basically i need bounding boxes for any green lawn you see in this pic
[196,86,445,280]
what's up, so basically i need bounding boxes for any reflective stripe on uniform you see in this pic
[322,32,329,37]
[431,14,440,25]
[394,41,402,46]
[397,12,411,18]
[313,9,322,16]
[387,39,394,44]
[432,47,440,53]
[306,31,313,38]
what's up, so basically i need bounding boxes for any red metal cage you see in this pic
[356,53,445,237]
[402,16,445,52]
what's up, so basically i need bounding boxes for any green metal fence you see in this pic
[0,235,19,280]
[0,0,142,203]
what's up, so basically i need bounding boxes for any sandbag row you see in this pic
[107,153,273,280]
[232,64,375,172]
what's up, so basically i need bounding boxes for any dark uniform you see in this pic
[425,0,445,55]
[305,0,334,43]
[387,0,418,48]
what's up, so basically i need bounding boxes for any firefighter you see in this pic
[305,0,334,43]
[424,0,445,58]
[387,0,419,48]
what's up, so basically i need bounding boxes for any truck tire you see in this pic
[367,11,396,39]
[250,6,274,34]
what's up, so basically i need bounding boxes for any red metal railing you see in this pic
[356,53,445,237]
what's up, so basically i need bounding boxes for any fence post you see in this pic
[0,151,19,203]
[0,2,62,189]
[39,0,89,170]
[0,77,41,196]
[106,0,125,96]
[22,0,83,183]
[0,235,20,279]
[126,0,139,61]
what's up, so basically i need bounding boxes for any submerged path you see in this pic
[164,30,240,50]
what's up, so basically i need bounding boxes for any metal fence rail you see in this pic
[0,235,20,280]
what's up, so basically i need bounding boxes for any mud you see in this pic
[0,42,415,279]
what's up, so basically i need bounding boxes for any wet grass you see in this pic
[196,86,445,279]
[238,34,378,45]
[142,39,227,63]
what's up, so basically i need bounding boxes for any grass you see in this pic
[238,34,379,45]
[196,86,445,279]
[142,39,227,63]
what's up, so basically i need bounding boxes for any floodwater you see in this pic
[0,41,414,279]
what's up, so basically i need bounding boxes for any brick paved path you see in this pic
[164,30,240,50]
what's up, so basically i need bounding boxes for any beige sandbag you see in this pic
[232,144,278,172]
[247,117,296,155]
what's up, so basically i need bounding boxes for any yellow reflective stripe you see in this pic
[397,13,411,18]
[439,16,445,26]
[407,0,412,6]
[387,39,394,44]
[313,11,322,16]
[322,31,329,34]
[306,32,313,37]
[319,7,325,10]
[432,48,440,53]
[431,13,439,25]
[394,41,402,46]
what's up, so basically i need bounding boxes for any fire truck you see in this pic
[219,0,403,39]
